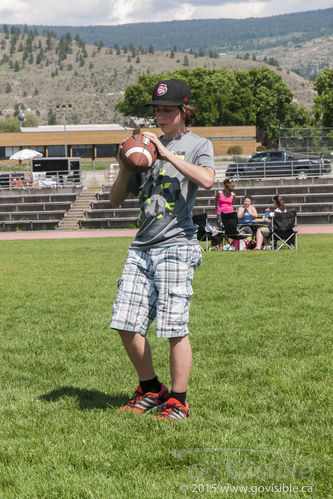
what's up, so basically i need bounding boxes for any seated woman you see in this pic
[237,195,258,236]
[255,194,287,250]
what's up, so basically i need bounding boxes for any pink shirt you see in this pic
[217,192,234,214]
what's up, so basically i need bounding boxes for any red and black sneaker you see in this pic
[118,383,169,414]
[155,397,190,421]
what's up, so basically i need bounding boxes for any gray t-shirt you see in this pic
[127,130,215,249]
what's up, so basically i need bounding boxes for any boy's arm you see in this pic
[143,132,215,190]
[110,160,131,207]
[165,153,215,189]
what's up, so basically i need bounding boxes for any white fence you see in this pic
[0,170,82,190]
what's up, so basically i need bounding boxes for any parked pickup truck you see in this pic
[226,150,331,180]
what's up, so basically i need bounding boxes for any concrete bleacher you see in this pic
[78,177,333,229]
[0,188,80,231]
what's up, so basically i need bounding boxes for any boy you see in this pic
[110,79,215,420]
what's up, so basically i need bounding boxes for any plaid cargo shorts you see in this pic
[110,245,202,338]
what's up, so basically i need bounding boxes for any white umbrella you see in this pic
[10,149,43,161]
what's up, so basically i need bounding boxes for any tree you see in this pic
[129,44,136,57]
[47,109,57,125]
[115,67,311,142]
[21,113,39,128]
[313,68,333,127]
[3,24,9,38]
[0,116,20,132]
[244,67,310,141]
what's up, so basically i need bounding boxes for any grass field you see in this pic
[0,235,332,498]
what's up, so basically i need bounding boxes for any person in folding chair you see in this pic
[255,195,297,250]
[237,195,258,250]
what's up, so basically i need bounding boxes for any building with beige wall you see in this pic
[0,124,257,161]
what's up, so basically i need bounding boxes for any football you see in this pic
[119,134,158,172]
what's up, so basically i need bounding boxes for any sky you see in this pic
[0,0,332,26]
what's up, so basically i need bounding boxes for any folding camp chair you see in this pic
[192,213,223,251]
[220,212,249,251]
[271,210,298,250]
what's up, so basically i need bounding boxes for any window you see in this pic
[96,144,117,157]
[5,146,20,158]
[48,145,66,157]
[270,152,282,160]
[72,145,93,158]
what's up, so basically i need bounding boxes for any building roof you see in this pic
[21,124,134,133]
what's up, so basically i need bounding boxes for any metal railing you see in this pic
[0,170,82,190]
[225,160,332,181]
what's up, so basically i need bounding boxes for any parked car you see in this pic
[226,150,331,180]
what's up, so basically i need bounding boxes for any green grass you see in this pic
[0,235,331,498]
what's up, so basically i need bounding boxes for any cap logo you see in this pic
[156,83,167,96]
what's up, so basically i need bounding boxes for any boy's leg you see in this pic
[169,335,192,392]
[111,249,169,413]
[118,330,155,381]
[154,245,202,421]
[118,330,169,413]
[156,335,192,421]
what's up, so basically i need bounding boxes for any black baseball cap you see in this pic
[145,79,191,106]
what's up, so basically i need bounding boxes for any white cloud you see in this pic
[0,0,332,25]
[105,0,149,25]
[168,2,267,20]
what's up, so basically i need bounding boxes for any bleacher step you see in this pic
[57,189,101,230]
[79,178,333,229]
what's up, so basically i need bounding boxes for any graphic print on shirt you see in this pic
[138,152,186,224]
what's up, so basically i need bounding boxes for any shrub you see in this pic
[227,145,242,155]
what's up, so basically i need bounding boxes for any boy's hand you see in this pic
[117,138,132,172]
[142,132,170,162]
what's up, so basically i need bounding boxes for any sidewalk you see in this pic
[1,225,333,241]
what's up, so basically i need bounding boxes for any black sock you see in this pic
[170,391,186,405]
[139,376,161,394]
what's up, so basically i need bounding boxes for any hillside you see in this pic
[0,31,316,127]
[244,34,333,80]
[6,7,333,52]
